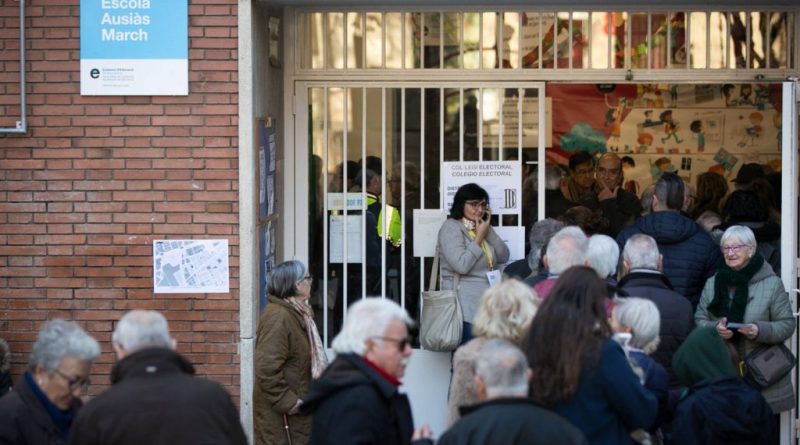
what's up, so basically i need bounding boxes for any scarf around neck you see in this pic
[707,253,765,323]
[285,296,328,378]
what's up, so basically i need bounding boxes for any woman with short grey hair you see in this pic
[0,319,100,445]
[696,224,796,414]
[254,260,327,445]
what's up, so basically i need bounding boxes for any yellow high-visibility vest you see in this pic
[367,194,402,247]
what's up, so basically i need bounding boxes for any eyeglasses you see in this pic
[302,275,313,284]
[721,244,748,254]
[465,200,489,209]
[596,167,621,176]
[54,369,90,391]
[574,168,594,176]
[372,336,412,350]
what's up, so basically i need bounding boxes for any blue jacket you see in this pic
[617,212,721,308]
[629,351,669,431]
[553,340,658,445]
[667,375,774,445]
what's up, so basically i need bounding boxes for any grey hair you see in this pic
[472,279,538,341]
[332,298,412,356]
[267,260,307,299]
[29,319,100,372]
[527,218,564,272]
[112,310,172,354]
[640,184,655,216]
[545,226,588,275]
[475,339,529,398]
[613,297,661,354]
[586,234,619,279]
[623,234,660,270]
[721,225,757,252]
[544,163,563,190]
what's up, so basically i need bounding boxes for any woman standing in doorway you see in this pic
[437,183,510,344]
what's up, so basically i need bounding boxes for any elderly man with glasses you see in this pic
[302,298,433,445]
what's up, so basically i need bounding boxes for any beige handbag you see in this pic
[420,249,463,352]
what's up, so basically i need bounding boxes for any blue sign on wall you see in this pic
[80,0,188,95]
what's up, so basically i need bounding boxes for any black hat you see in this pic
[732,163,764,185]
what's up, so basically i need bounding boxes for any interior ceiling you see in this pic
[263,0,798,6]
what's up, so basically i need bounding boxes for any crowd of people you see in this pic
[0,154,794,445]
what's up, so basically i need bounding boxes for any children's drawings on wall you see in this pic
[547,83,783,193]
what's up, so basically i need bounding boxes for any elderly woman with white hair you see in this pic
[446,279,538,426]
[254,260,327,445]
[611,297,669,432]
[0,319,100,445]
[695,225,796,414]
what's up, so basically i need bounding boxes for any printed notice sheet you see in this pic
[153,239,229,293]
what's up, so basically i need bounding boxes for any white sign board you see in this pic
[412,209,447,257]
[442,161,522,216]
[483,97,553,148]
[326,193,366,211]
[493,226,526,263]
[153,239,229,294]
[80,1,188,95]
[329,215,364,263]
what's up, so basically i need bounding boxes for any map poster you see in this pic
[153,239,230,294]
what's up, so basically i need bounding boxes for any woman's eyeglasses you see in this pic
[465,200,489,209]
[54,369,90,391]
[721,244,748,254]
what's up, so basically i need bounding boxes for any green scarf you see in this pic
[707,253,764,323]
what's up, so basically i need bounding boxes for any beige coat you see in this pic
[253,295,313,445]
[446,337,489,427]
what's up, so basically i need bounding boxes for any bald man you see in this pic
[577,153,641,237]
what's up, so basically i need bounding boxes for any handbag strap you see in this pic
[428,247,459,291]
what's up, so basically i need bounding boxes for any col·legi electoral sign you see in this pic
[80,0,188,96]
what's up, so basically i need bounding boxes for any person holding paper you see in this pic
[437,183,510,344]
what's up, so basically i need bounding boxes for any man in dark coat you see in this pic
[617,234,694,384]
[301,299,432,445]
[439,339,587,445]
[577,153,641,238]
[69,310,247,445]
[617,173,721,308]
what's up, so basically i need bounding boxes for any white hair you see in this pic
[112,310,172,354]
[332,298,412,356]
[545,226,588,274]
[544,164,563,190]
[623,234,660,270]
[586,234,619,279]
[29,319,100,372]
[475,339,529,398]
[721,225,757,251]
[614,297,660,354]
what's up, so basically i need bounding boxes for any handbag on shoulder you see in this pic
[419,249,463,352]
[741,342,796,389]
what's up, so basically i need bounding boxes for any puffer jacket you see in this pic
[617,211,721,308]
[695,261,796,413]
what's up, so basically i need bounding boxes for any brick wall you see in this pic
[0,0,241,402]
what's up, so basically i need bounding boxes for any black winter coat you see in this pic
[0,373,80,445]
[617,270,694,384]
[301,354,432,445]
[438,398,588,445]
[617,211,721,308]
[667,375,774,445]
[69,348,247,445]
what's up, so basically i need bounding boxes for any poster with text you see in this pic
[80,0,188,95]
[442,161,521,215]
